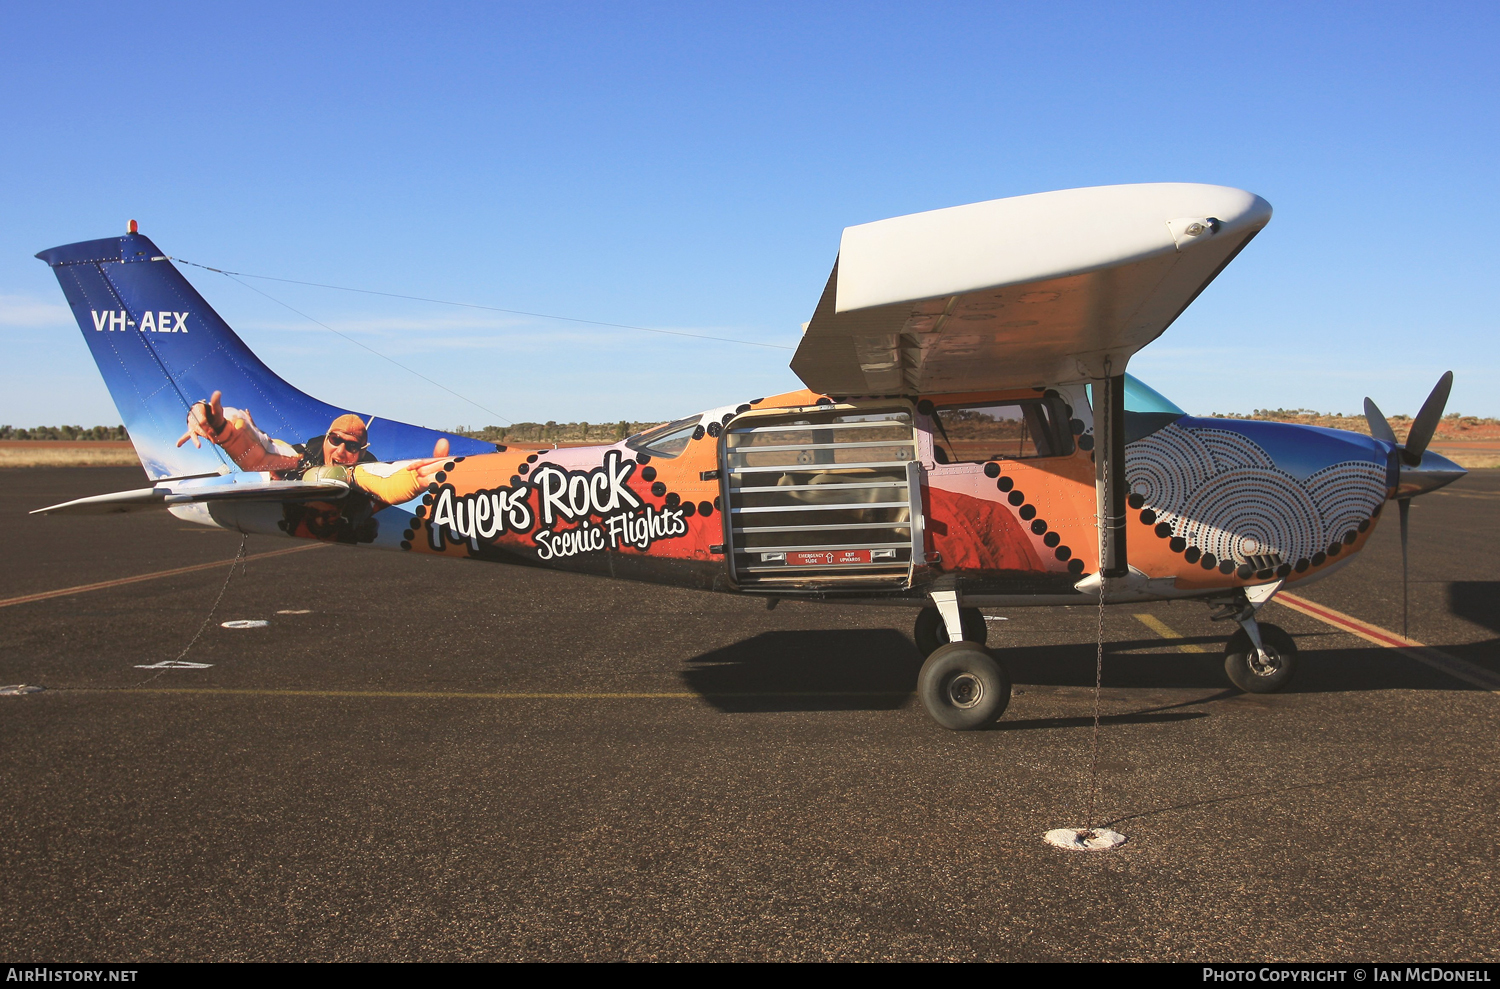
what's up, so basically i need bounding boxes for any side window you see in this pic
[929,398,1072,464]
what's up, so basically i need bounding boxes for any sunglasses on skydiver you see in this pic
[325,433,368,451]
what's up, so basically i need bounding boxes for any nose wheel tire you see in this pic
[917,642,1012,730]
[1223,622,1298,693]
[914,606,988,658]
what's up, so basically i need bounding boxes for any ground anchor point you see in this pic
[1044,827,1126,851]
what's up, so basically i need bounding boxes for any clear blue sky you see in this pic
[2,2,1496,429]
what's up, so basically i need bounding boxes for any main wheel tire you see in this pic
[1224,622,1298,693]
[917,641,1012,730]
[913,606,988,657]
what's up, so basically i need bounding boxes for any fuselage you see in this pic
[183,376,1428,608]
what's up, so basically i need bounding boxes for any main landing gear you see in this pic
[914,592,1010,730]
[1209,590,1299,693]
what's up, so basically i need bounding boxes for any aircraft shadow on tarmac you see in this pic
[679,628,1487,714]
[1448,581,1500,639]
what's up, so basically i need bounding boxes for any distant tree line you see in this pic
[454,421,667,444]
[0,425,129,441]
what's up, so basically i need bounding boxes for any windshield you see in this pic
[1086,374,1186,442]
[625,416,701,459]
[1123,374,1186,415]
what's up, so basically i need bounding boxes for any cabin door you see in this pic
[720,406,924,590]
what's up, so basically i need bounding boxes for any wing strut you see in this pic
[1095,372,1129,578]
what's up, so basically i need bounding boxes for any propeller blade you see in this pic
[1364,397,1397,445]
[1403,371,1454,465]
[1399,497,1411,640]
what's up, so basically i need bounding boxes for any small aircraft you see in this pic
[34,183,1466,729]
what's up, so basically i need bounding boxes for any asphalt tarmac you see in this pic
[2,467,1497,962]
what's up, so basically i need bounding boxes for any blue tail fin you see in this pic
[37,231,496,479]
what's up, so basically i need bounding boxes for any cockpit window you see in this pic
[625,416,700,459]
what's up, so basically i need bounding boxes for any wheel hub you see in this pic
[1248,647,1282,676]
[946,672,984,708]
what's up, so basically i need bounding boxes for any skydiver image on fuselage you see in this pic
[177,390,450,543]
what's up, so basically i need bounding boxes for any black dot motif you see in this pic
[422,494,433,506]
[1141,509,1156,525]
[721,413,734,425]
[1169,536,1187,553]
[637,454,652,464]
[1043,532,1060,548]
[707,422,722,438]
[415,506,426,518]
[736,404,751,414]
[1237,564,1255,579]
[1276,564,1292,578]
[1184,546,1200,563]
[699,501,713,516]
[1200,555,1216,570]
[1055,546,1072,561]
[816,397,834,406]
[1256,569,1275,580]
[1342,530,1357,545]
[435,471,446,483]
[1070,418,1086,436]
[455,456,466,463]
[427,483,440,494]
[998,476,1014,492]
[1007,490,1025,506]
[518,464,528,475]
[1328,542,1342,556]
[651,482,666,497]
[1127,492,1144,509]
[1312,551,1327,566]
[692,426,705,440]
[1155,522,1172,538]
[402,529,413,541]
[1220,560,1236,574]
[443,461,455,471]
[641,466,657,481]
[983,462,1000,478]
[1358,519,1370,532]
[510,475,521,486]
[1294,559,1309,572]
[1078,435,1094,451]
[681,501,696,517]
[1019,504,1036,521]
[527,454,538,463]
[713,496,721,511]
[751,398,764,404]
[917,400,934,415]
[664,492,679,507]
[399,540,411,551]
[1068,559,1085,574]
[1031,519,1047,535]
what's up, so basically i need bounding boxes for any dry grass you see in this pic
[0,446,142,468]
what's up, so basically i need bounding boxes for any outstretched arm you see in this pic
[176,391,301,473]
[353,438,452,506]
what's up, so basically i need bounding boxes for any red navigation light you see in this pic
[127,219,138,234]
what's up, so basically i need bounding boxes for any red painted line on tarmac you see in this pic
[1276,591,1500,693]
[0,543,327,609]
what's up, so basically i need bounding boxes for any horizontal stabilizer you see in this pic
[792,183,1272,395]
[32,478,351,515]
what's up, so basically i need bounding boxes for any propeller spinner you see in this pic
[1363,372,1466,638]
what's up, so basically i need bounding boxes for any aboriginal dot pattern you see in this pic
[985,460,1084,574]
[1127,421,1386,580]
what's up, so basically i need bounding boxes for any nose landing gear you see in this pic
[1209,586,1299,693]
